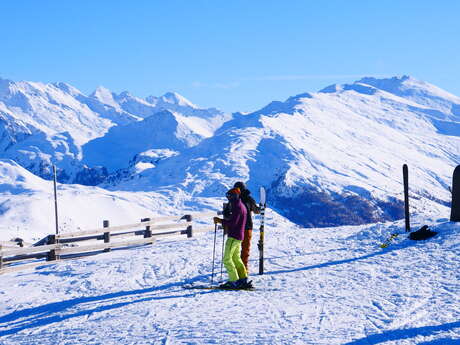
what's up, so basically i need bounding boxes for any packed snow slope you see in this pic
[0,206,458,344]
[0,160,190,242]
[109,76,459,227]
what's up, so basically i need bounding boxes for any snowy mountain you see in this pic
[83,89,231,173]
[1,75,459,227]
[95,89,230,138]
[0,77,229,183]
[108,76,460,227]
[82,108,226,173]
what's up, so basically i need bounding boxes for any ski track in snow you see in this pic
[0,212,459,344]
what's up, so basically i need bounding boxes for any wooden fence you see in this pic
[0,211,218,275]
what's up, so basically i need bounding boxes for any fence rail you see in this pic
[0,211,218,275]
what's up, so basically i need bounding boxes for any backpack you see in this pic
[409,225,437,241]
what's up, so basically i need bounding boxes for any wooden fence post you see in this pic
[142,218,152,238]
[184,214,193,238]
[47,235,58,261]
[103,220,111,252]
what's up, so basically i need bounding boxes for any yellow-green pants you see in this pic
[223,237,248,282]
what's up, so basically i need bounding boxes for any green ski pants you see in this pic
[223,237,248,282]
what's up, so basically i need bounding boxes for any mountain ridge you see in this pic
[106,75,458,226]
[0,76,229,183]
[1,75,459,227]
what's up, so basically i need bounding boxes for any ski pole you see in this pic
[211,223,218,285]
[220,227,225,281]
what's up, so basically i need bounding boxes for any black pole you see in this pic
[53,165,59,236]
[403,164,410,232]
[450,165,460,221]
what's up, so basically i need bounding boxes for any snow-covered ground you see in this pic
[1,75,459,344]
[1,208,458,344]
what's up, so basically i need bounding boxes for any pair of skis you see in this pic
[183,285,255,291]
[379,233,399,248]
[258,187,267,275]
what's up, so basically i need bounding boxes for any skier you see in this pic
[213,187,252,289]
[233,181,260,273]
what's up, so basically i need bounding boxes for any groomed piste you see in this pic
[0,207,458,344]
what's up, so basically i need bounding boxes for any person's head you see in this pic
[226,187,241,201]
[233,181,246,191]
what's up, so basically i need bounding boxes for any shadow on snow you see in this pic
[343,321,460,344]
[0,275,213,337]
[264,238,416,276]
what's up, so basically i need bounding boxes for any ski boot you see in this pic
[236,278,254,289]
[218,281,239,289]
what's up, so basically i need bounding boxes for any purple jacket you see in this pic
[223,198,247,241]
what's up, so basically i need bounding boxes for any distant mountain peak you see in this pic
[158,92,197,108]
[248,92,314,118]
[358,75,411,85]
[90,86,111,99]
[48,82,81,98]
[319,80,379,95]
[287,92,313,102]
[118,91,133,98]
[318,75,454,98]
[320,75,454,98]
[356,75,422,95]
[356,75,460,108]
[92,85,112,94]
[90,86,119,108]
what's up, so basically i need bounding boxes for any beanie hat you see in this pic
[233,181,246,191]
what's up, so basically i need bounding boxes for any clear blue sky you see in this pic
[1,1,459,112]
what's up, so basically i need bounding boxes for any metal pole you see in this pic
[403,164,410,232]
[211,223,218,285]
[53,165,59,236]
[220,229,225,281]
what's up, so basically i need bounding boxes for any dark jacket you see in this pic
[223,198,247,241]
[240,189,259,230]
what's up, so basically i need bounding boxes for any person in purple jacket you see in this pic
[213,187,253,289]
